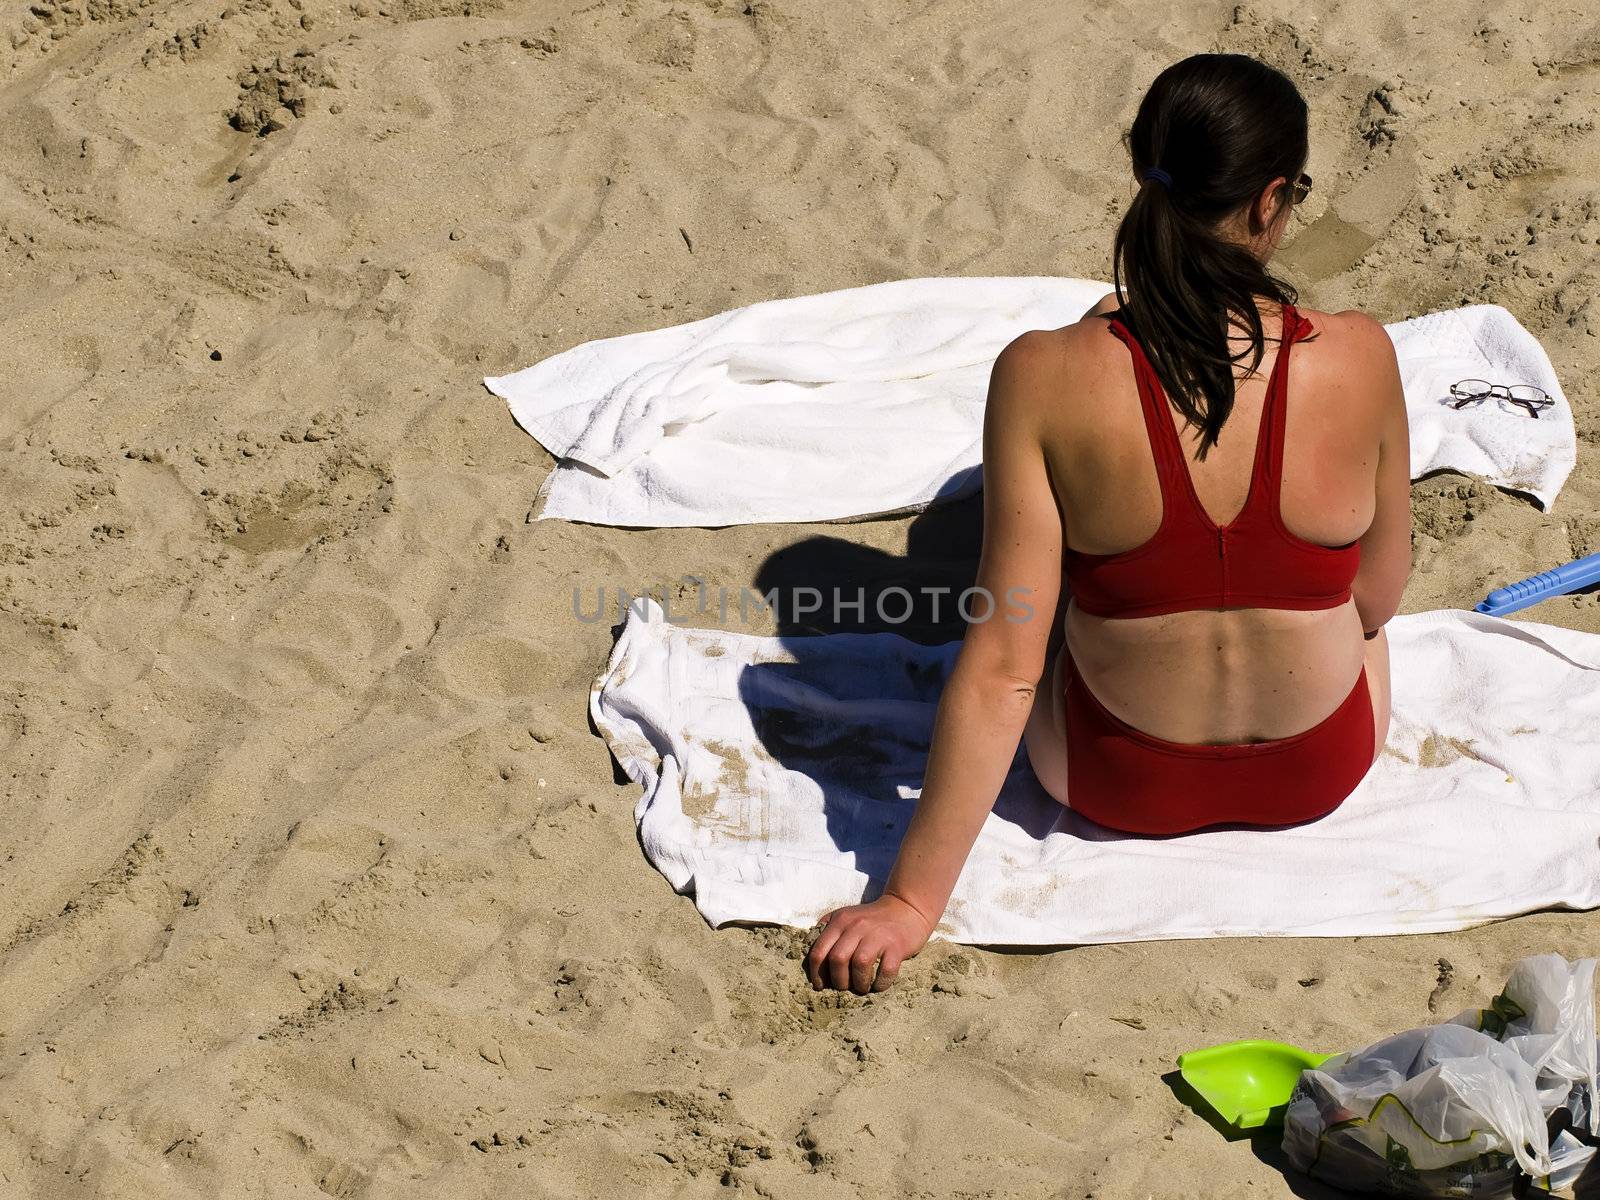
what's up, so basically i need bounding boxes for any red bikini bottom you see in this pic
[1061,649,1376,836]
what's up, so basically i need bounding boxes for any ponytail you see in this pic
[1110,53,1310,460]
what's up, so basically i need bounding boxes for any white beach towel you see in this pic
[488,277,1577,526]
[592,600,1600,945]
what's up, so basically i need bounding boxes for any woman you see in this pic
[805,53,1411,994]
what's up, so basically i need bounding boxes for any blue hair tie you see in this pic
[1143,166,1173,187]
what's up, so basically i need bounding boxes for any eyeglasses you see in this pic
[1445,379,1555,419]
[1287,173,1312,205]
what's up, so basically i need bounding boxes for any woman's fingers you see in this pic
[871,947,905,992]
[848,941,883,995]
[805,915,845,989]
[825,929,864,992]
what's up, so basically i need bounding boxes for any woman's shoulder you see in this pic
[1082,291,1124,321]
[1294,306,1400,383]
[1297,305,1390,347]
[1291,307,1404,433]
[1299,310,1401,419]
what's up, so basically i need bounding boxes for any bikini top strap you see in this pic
[1102,315,1195,517]
[1256,302,1313,502]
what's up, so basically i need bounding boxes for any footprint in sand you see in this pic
[262,590,407,668]
[432,634,559,701]
[1278,143,1420,285]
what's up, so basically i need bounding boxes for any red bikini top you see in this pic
[1063,303,1360,620]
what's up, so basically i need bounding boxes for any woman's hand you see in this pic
[804,893,935,994]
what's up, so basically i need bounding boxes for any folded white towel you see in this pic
[592,600,1600,945]
[488,277,1577,526]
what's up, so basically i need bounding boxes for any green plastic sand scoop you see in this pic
[1176,1040,1337,1131]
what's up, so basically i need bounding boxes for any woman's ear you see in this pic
[1250,176,1290,233]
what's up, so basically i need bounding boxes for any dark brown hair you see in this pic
[1111,53,1310,460]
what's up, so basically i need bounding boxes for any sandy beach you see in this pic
[2,0,1599,1195]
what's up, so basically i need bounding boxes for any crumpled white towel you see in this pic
[488,277,1577,526]
[1389,303,1576,510]
[591,600,1600,945]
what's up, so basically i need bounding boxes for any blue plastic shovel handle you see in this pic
[1475,551,1600,617]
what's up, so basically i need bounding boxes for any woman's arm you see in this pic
[804,330,1065,993]
[1348,313,1412,635]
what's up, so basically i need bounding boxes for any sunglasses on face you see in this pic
[1287,173,1313,205]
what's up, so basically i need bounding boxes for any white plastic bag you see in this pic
[1449,954,1599,1130]
[1282,954,1599,1198]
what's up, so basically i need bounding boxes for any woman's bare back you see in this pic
[1035,301,1389,746]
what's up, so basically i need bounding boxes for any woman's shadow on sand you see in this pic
[739,493,1049,894]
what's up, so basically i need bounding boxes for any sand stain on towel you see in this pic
[681,737,776,843]
[1382,732,1491,770]
[1417,733,1484,768]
